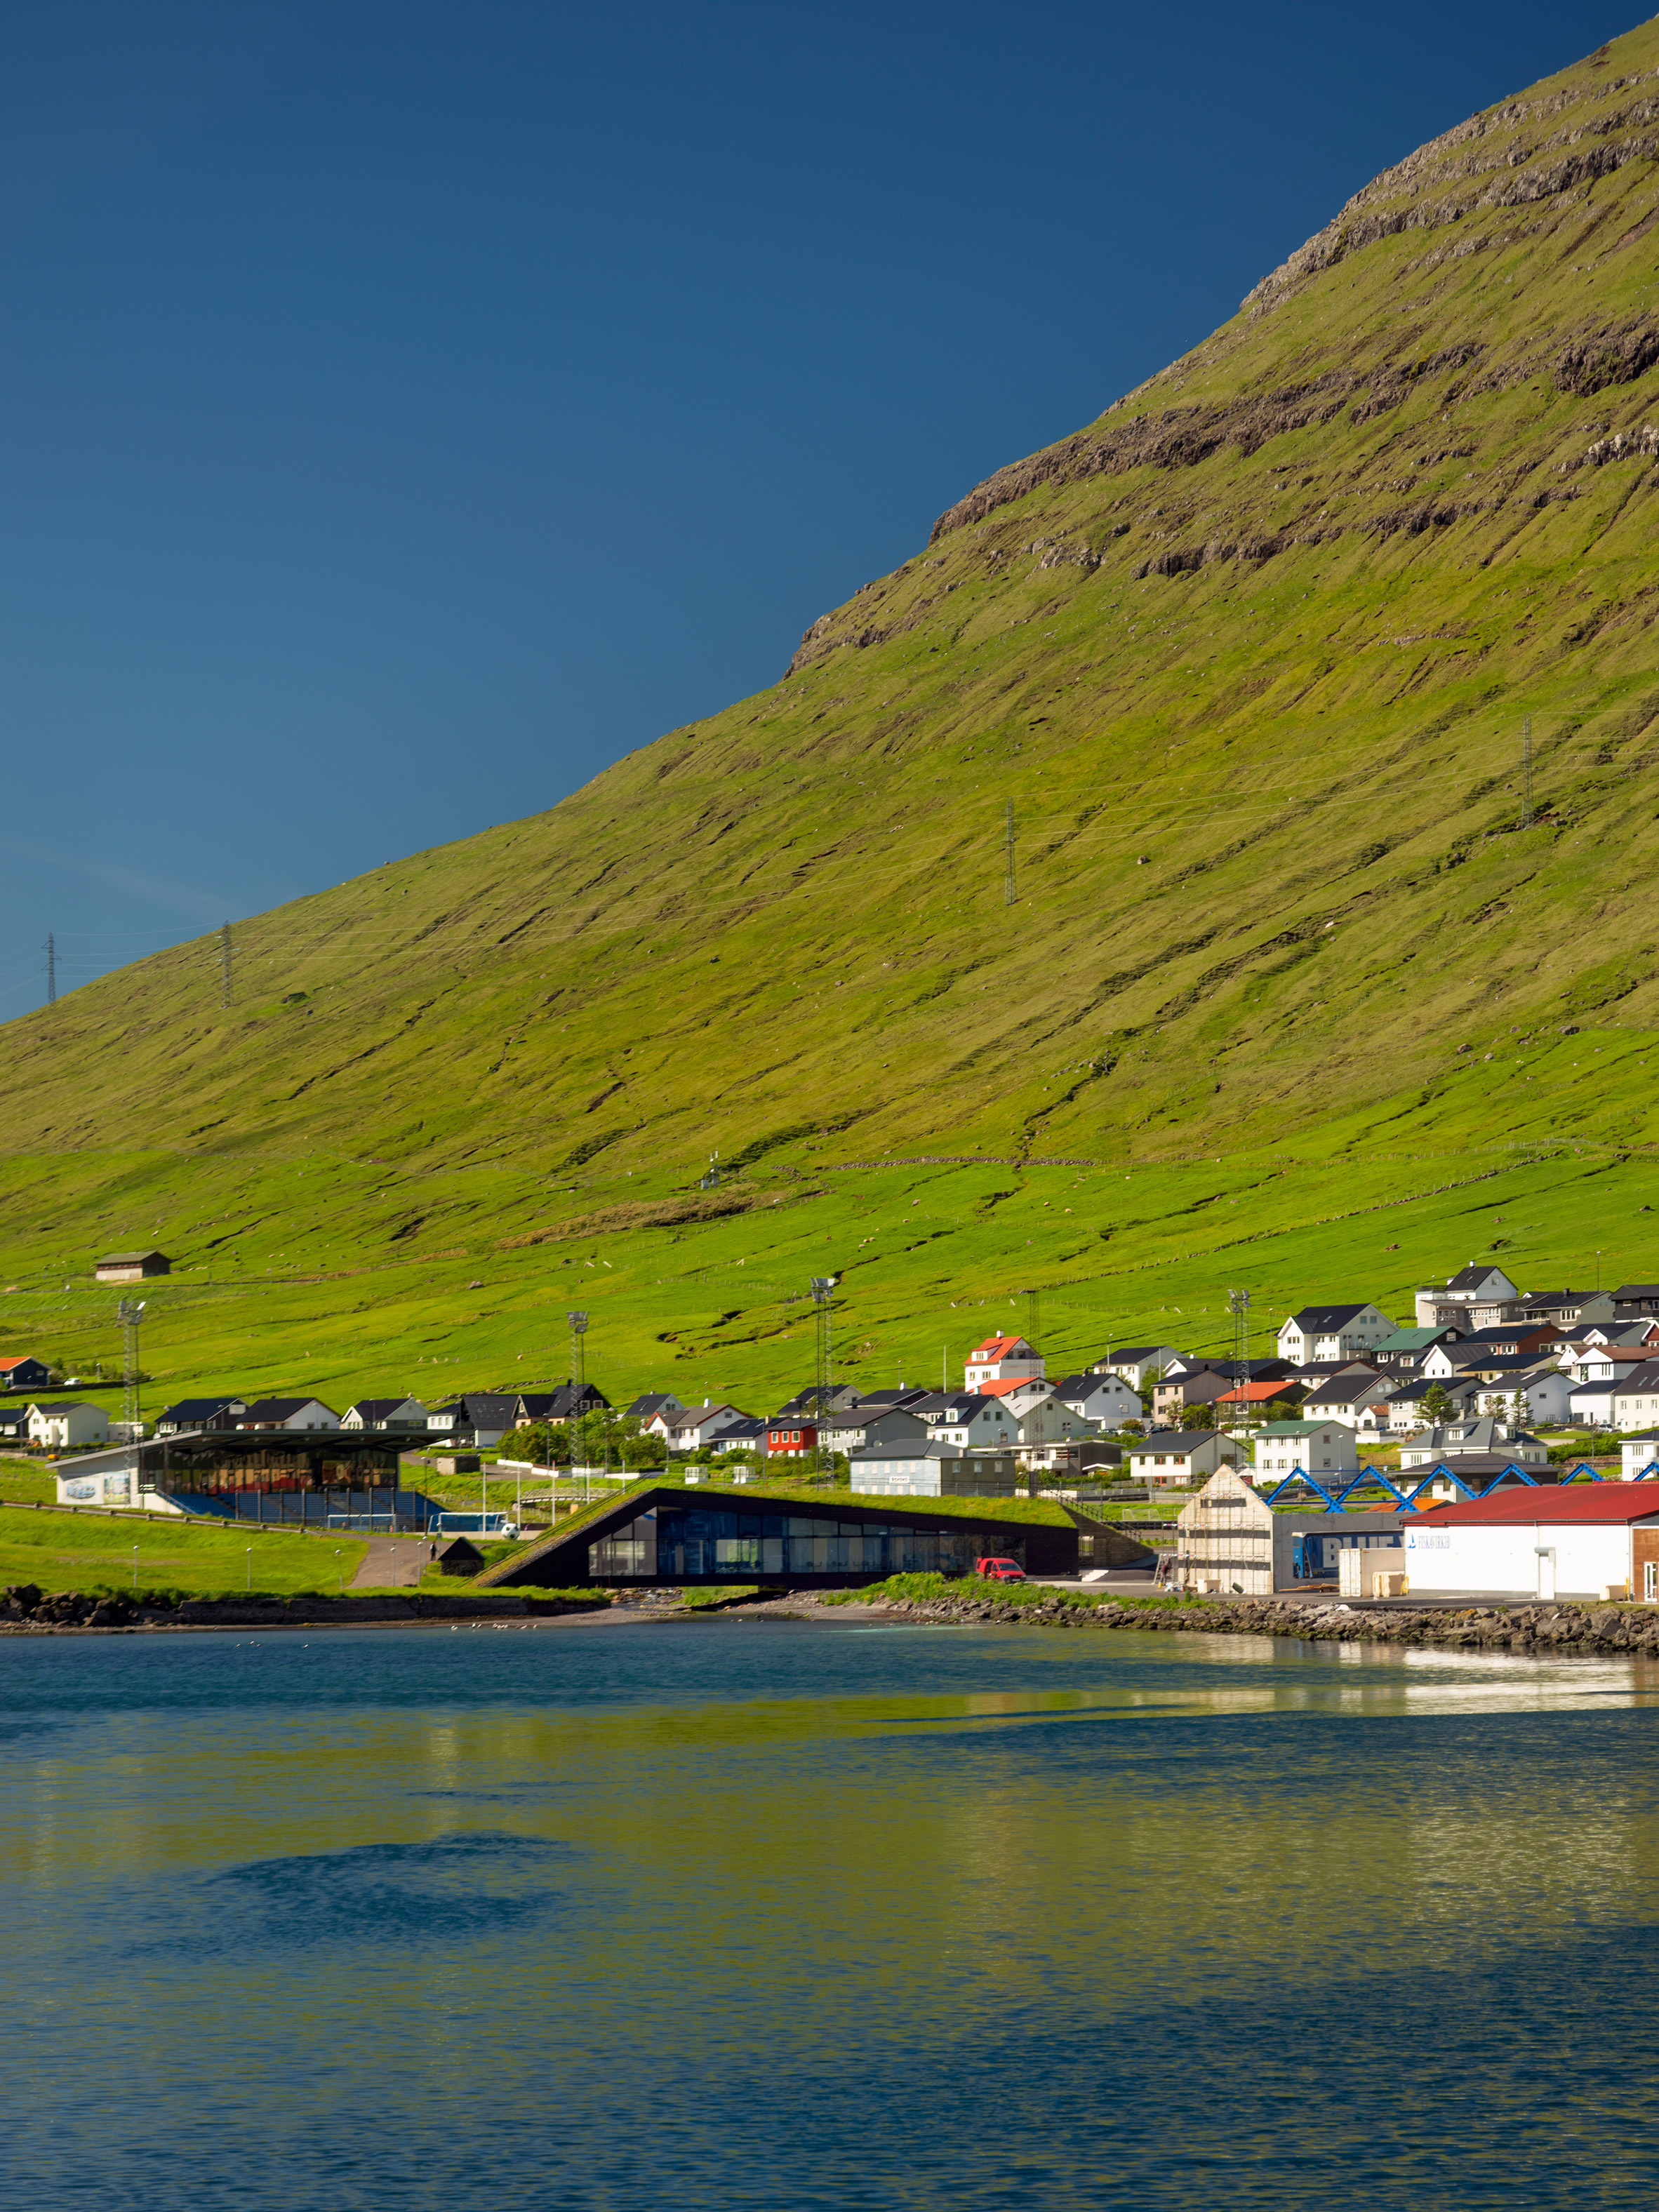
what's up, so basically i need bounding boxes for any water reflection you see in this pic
[1,1618,1656,2208]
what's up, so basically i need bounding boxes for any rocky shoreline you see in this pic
[9,1582,1659,1658]
[780,1590,1659,1657]
[0,1585,608,1633]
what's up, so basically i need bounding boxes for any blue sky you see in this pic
[0,0,1622,1008]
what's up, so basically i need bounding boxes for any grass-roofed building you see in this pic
[478,1479,1086,1590]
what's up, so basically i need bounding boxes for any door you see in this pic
[1536,1547,1556,1601]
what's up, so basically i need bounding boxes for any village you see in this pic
[8,1256,1659,1607]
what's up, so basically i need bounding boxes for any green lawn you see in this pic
[0,1508,367,1598]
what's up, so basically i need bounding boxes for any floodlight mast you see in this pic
[810,1276,837,1474]
[567,1310,589,1393]
[1227,1288,1251,1437]
[117,1299,147,1430]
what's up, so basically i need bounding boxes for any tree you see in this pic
[1423,1383,1454,1426]
[1508,1389,1528,1430]
[1181,1401,1217,1430]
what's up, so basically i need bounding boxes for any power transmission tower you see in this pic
[44,933,55,1006]
[1024,1286,1041,1354]
[1004,800,1017,906]
[811,1275,837,1473]
[117,1298,146,1429]
[220,921,233,1008]
[1227,1288,1251,1432]
[1520,714,1533,830]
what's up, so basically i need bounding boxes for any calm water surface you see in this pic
[3,1613,1657,2208]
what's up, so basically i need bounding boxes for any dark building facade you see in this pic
[486,1484,1080,1589]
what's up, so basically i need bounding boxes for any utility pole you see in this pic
[220,921,233,1008]
[117,1298,147,1430]
[44,933,55,1006]
[811,1276,837,1474]
[1004,800,1017,906]
[1520,714,1533,831]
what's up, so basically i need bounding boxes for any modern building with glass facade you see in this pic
[51,1427,438,1526]
[486,1484,1081,1589]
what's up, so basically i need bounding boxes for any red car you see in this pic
[975,1557,1026,1583]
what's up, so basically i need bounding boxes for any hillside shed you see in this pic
[94,1251,171,1282]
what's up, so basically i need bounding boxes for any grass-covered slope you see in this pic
[4,22,1659,1408]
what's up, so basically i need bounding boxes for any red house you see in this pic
[766,1421,818,1458]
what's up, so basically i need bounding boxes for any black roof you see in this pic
[241,1397,337,1422]
[855,1387,931,1409]
[349,1398,416,1419]
[1444,1264,1514,1292]
[159,1396,246,1418]
[1285,1305,1375,1331]
[1305,1375,1380,1403]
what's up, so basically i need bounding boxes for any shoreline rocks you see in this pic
[0,1585,609,1634]
[786,1591,1659,1658]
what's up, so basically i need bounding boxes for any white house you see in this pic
[1398,1418,1547,1470]
[1053,1372,1145,1429]
[1620,1432,1659,1479]
[1252,1419,1361,1484]
[1088,1345,1182,1391]
[1569,1382,1619,1429]
[1413,1263,1521,1331]
[921,1392,1021,1451]
[1126,1428,1240,1488]
[1009,1395,1099,1454]
[239,1397,340,1432]
[1403,1482,1659,1601]
[963,1333,1044,1389]
[978,1376,1058,1420]
[662,1401,752,1453]
[1475,1366,1575,1427]
[1276,1305,1393,1366]
[28,1401,110,1450]
[1299,1371,1395,1427]
[342,1397,430,1429]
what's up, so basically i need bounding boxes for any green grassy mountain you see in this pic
[6,20,1659,1411]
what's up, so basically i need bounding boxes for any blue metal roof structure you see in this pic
[1262,1460,1602,1512]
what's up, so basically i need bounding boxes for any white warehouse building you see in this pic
[1404,1483,1659,1603]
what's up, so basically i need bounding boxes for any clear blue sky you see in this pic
[0,0,1621,1008]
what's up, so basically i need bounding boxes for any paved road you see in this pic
[349,1534,437,1590]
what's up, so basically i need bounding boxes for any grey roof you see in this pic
[1444,1263,1515,1293]
[1305,1375,1382,1404]
[626,1393,683,1419]
[241,1397,336,1421]
[1285,1305,1375,1331]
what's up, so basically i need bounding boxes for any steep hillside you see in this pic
[6,20,1659,1406]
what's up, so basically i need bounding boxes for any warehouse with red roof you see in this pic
[1404,1481,1659,1602]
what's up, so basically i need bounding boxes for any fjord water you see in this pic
[3,1618,1656,2208]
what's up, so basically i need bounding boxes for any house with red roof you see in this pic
[964,1334,1044,1389]
[0,1355,50,1392]
[1404,1481,1659,1602]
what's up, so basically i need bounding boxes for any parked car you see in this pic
[974,1556,1026,1583]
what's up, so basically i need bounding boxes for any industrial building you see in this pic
[1174,1467,1404,1595]
[1403,1483,1659,1601]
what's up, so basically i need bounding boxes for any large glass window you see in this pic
[587,1503,1005,1579]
